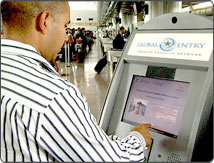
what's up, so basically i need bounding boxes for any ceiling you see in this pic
[182,1,200,8]
[98,1,146,25]
[98,1,203,25]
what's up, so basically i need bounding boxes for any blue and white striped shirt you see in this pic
[1,39,146,162]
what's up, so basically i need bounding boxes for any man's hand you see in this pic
[131,124,152,147]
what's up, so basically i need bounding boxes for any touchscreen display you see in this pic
[122,75,189,138]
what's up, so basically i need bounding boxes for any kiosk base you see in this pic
[191,107,213,162]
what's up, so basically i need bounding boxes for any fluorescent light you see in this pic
[180,1,213,12]
[192,2,213,10]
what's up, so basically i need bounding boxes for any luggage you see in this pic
[94,55,107,74]
[78,52,85,63]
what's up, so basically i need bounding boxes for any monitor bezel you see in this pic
[121,74,190,138]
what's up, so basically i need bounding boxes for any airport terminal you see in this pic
[1,1,213,162]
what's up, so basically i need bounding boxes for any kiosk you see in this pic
[99,13,213,162]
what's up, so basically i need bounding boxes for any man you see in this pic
[113,26,126,49]
[66,27,75,61]
[1,2,151,162]
[79,28,87,56]
[74,27,81,39]
[135,102,147,116]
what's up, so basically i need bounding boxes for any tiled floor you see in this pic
[57,40,113,122]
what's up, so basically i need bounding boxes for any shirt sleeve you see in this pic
[37,87,147,162]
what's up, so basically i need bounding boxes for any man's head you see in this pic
[1,1,70,61]
[67,28,72,34]
[81,28,86,33]
[120,26,125,35]
[136,102,142,110]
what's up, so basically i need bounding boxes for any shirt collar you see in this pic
[1,39,59,76]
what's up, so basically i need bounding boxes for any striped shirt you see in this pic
[1,39,146,162]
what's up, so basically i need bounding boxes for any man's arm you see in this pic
[37,87,151,162]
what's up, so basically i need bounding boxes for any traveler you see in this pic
[113,26,126,49]
[1,2,151,162]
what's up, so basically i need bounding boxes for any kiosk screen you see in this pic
[122,75,189,138]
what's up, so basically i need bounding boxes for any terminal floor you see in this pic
[57,40,113,122]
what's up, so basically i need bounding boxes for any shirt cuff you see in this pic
[129,131,147,149]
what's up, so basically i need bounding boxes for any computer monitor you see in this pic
[122,75,190,138]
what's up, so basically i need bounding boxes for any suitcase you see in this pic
[94,55,107,74]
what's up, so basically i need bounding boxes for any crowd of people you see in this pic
[57,27,95,64]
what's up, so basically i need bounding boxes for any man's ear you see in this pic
[36,11,51,34]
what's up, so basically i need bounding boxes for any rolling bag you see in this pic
[94,55,107,74]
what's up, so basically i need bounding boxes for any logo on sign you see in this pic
[137,37,206,51]
[160,38,176,51]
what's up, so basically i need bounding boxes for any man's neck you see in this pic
[4,29,40,53]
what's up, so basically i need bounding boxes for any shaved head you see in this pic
[1,1,68,33]
[1,1,70,62]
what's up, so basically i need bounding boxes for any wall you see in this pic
[69,10,98,32]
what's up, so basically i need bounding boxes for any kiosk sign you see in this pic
[128,33,213,61]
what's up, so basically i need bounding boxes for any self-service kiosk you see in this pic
[99,13,213,162]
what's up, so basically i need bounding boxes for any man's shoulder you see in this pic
[2,53,73,104]
[116,33,121,37]
[114,34,120,40]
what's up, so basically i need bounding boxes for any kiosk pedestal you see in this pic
[99,13,213,162]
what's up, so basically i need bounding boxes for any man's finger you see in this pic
[143,124,152,128]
